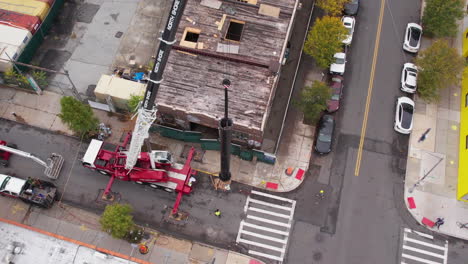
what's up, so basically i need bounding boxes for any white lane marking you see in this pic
[242,221,290,236]
[404,234,446,251]
[248,250,284,262]
[239,230,288,244]
[237,238,285,253]
[404,228,434,239]
[251,190,295,203]
[402,245,445,259]
[248,198,293,211]
[247,215,291,228]
[401,253,442,264]
[248,206,291,219]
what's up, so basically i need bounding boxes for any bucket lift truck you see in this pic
[0,140,64,180]
[82,0,194,215]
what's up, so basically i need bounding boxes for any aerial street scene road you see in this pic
[1,0,468,263]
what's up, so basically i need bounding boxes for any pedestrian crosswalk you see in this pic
[400,228,448,264]
[236,190,296,263]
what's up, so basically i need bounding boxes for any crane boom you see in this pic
[125,0,188,170]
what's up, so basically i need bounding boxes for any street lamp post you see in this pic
[408,153,444,193]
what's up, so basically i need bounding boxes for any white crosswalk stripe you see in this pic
[236,190,296,263]
[400,228,448,264]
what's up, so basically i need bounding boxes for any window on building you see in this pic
[466,93,468,107]
[185,32,199,43]
[225,20,245,42]
[180,27,201,48]
[466,135,468,149]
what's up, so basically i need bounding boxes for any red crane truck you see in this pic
[81,133,196,214]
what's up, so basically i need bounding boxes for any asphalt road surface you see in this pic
[285,0,468,263]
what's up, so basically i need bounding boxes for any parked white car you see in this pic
[342,16,355,46]
[401,63,418,93]
[330,53,346,75]
[394,96,415,134]
[403,23,422,53]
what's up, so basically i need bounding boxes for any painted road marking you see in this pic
[236,190,296,263]
[400,228,448,264]
[354,0,386,176]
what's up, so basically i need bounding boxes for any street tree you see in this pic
[127,94,143,113]
[295,80,332,123]
[59,96,99,136]
[415,39,465,102]
[304,16,347,69]
[99,203,135,239]
[316,0,350,16]
[422,0,464,38]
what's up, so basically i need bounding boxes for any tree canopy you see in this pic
[304,16,347,69]
[99,203,135,239]
[295,80,332,123]
[422,0,464,38]
[316,0,350,16]
[127,94,143,113]
[415,39,465,102]
[58,96,99,135]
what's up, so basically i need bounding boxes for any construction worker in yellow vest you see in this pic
[214,209,221,218]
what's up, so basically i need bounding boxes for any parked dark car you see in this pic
[344,0,359,16]
[314,115,335,154]
[327,75,344,113]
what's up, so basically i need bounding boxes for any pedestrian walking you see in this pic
[214,209,221,218]
[435,217,444,229]
[418,128,431,143]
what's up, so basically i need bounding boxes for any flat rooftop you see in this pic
[0,222,138,264]
[157,0,296,131]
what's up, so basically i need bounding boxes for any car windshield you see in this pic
[401,103,414,128]
[318,132,332,143]
[335,57,345,64]
[409,27,421,46]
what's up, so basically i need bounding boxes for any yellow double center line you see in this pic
[354,0,386,176]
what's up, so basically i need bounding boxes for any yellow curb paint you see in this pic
[355,0,386,176]
[11,204,26,215]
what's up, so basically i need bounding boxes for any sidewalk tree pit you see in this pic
[303,16,348,69]
[59,96,99,136]
[421,0,465,38]
[415,39,464,102]
[316,0,351,16]
[295,80,332,123]
[99,203,142,242]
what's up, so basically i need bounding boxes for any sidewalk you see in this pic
[0,196,264,264]
[403,9,468,239]
[0,83,315,192]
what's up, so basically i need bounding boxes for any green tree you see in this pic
[58,96,99,135]
[422,0,464,38]
[127,94,143,112]
[415,39,464,102]
[99,203,135,239]
[304,16,347,69]
[295,81,332,123]
[316,0,350,16]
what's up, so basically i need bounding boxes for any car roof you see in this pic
[0,174,26,194]
[343,16,354,23]
[405,71,417,86]
[334,52,346,59]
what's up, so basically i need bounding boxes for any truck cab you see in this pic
[0,174,57,208]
